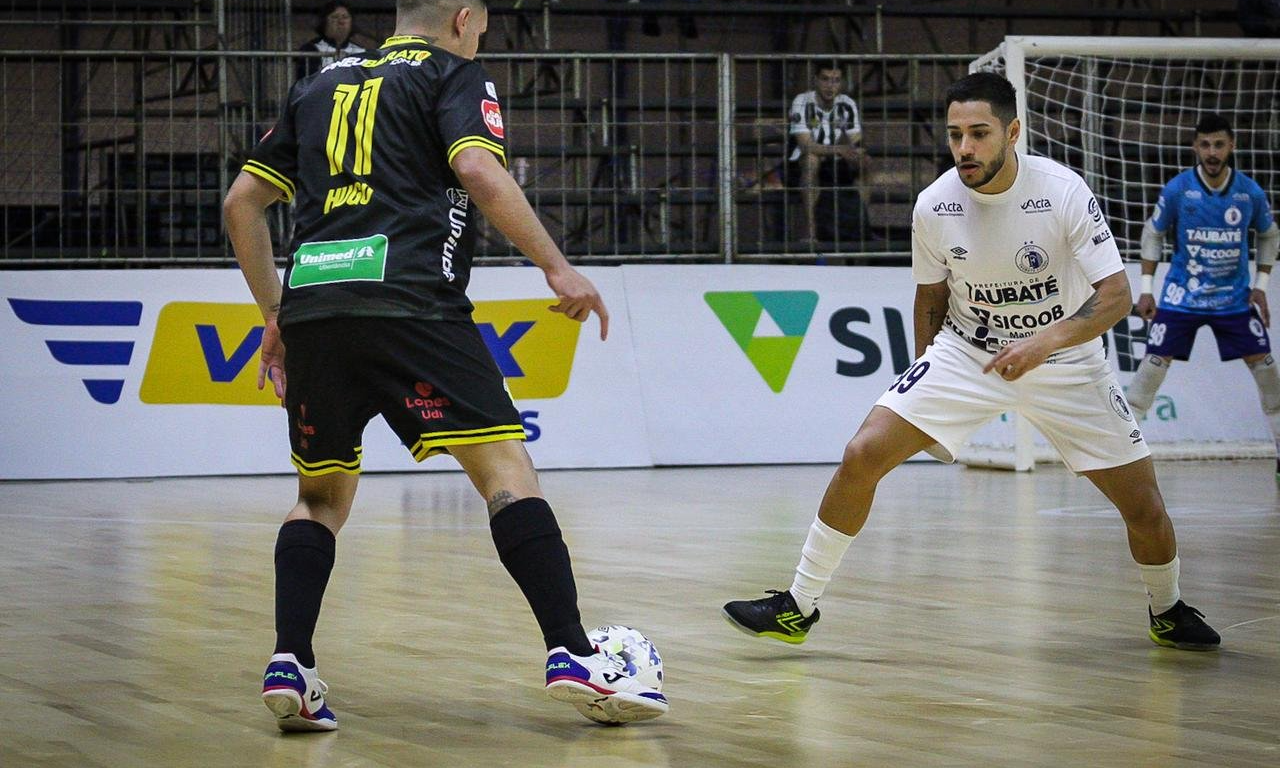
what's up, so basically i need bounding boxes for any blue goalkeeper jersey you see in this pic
[1149,166,1274,314]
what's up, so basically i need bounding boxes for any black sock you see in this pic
[490,498,593,656]
[273,519,336,668]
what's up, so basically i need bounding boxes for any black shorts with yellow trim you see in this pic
[281,316,525,476]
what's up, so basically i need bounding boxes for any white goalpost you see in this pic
[958,36,1280,471]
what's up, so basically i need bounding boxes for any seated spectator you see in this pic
[296,1,367,82]
[786,61,872,247]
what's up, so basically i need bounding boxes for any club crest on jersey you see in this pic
[446,187,470,210]
[1224,206,1242,226]
[1109,386,1134,422]
[1014,242,1049,274]
[481,99,505,139]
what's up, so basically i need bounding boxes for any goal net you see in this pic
[957,37,1280,470]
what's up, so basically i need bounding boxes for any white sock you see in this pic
[789,517,855,617]
[1139,555,1181,615]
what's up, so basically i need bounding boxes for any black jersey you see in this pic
[245,35,508,327]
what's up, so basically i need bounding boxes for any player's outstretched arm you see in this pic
[984,271,1131,381]
[1137,222,1164,320]
[224,171,288,399]
[452,146,609,340]
[1254,223,1278,327]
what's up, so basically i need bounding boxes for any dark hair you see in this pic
[944,72,1018,126]
[1194,113,1234,139]
[315,1,352,37]
[813,59,842,78]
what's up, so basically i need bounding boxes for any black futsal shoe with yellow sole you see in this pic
[722,589,819,644]
[1148,600,1221,651]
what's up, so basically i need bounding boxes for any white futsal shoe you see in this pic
[261,652,338,732]
[544,647,668,724]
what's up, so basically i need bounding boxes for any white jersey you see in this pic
[788,91,861,162]
[912,154,1123,363]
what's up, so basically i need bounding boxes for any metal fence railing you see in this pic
[0,50,972,267]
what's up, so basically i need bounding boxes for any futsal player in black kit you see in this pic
[224,0,667,731]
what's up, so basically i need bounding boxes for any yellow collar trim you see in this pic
[382,35,434,48]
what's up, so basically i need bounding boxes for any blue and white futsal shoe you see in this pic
[261,652,338,732]
[544,647,668,724]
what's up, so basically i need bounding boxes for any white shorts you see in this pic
[875,330,1150,473]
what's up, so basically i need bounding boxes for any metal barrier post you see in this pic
[717,52,735,264]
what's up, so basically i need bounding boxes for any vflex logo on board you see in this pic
[7,297,581,419]
[7,298,144,404]
[704,291,819,393]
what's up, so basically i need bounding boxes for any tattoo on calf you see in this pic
[487,490,517,515]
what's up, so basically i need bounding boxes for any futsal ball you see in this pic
[587,624,663,691]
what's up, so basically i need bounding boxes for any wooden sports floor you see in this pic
[1,460,1277,767]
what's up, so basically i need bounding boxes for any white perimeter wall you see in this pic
[0,264,1266,479]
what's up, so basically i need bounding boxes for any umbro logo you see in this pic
[1130,429,1142,444]
[949,246,968,258]
[1021,197,1052,212]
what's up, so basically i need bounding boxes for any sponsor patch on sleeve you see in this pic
[481,99,505,139]
[485,81,498,99]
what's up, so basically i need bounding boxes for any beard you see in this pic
[958,149,1009,189]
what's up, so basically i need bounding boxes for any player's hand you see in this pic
[1251,288,1270,327]
[983,337,1052,381]
[546,266,610,340]
[257,318,287,402]
[1136,293,1157,321]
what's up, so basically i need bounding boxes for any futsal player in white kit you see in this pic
[723,72,1221,651]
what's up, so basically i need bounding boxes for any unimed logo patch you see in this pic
[704,291,819,393]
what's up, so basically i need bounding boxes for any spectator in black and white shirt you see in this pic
[787,61,871,246]
[296,1,368,82]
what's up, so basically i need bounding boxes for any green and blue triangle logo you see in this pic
[704,290,819,393]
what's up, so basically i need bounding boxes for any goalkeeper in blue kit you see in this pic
[1127,114,1280,474]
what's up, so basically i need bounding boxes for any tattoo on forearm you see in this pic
[1070,292,1100,321]
[487,490,517,516]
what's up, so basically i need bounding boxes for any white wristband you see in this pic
[1255,271,1270,292]
[1141,274,1154,295]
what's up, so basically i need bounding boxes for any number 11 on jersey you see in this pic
[326,77,383,176]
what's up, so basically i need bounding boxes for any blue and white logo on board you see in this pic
[7,298,143,404]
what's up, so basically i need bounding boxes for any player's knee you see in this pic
[838,438,893,480]
[294,484,355,529]
[1117,494,1168,530]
